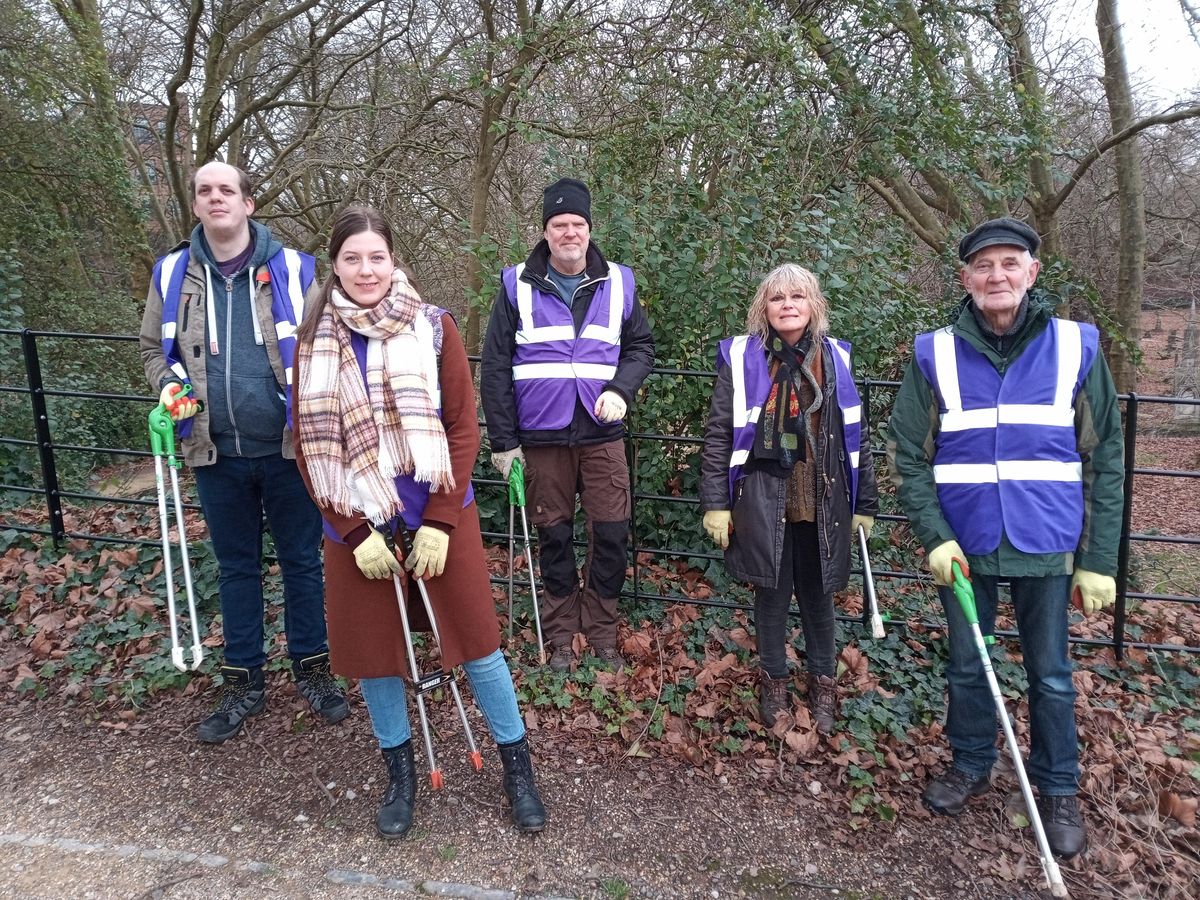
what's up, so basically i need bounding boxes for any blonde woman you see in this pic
[698,264,877,733]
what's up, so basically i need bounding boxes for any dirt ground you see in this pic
[0,686,1065,900]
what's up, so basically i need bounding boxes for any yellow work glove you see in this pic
[928,540,967,586]
[702,510,732,550]
[1071,569,1116,616]
[491,447,524,479]
[405,526,449,580]
[159,383,199,422]
[352,530,401,580]
[851,514,875,537]
[593,390,627,424]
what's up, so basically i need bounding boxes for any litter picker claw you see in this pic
[387,522,483,789]
[856,524,886,639]
[951,561,1069,898]
[148,390,203,672]
[505,458,545,664]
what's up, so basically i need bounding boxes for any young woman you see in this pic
[698,264,878,734]
[292,205,545,837]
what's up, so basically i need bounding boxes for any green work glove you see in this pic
[405,526,449,580]
[352,530,401,580]
[851,514,875,537]
[928,539,967,587]
[702,510,732,550]
[1072,568,1116,616]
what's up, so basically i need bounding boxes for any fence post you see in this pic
[20,329,65,547]
[1113,393,1137,663]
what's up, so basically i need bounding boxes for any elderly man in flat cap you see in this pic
[480,178,654,671]
[887,217,1124,859]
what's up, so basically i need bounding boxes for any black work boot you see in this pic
[1036,795,1088,859]
[292,652,350,724]
[377,741,417,839]
[758,669,790,726]
[197,665,266,743]
[547,645,573,673]
[497,737,546,833]
[922,767,991,816]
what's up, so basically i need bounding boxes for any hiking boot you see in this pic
[1036,795,1088,859]
[197,666,266,743]
[758,669,790,726]
[498,737,546,833]
[593,646,624,671]
[292,652,350,724]
[547,645,573,673]
[377,741,417,839]
[808,673,838,735]
[922,767,991,816]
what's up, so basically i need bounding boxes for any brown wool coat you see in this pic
[293,312,500,680]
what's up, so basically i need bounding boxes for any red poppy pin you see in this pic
[256,270,271,284]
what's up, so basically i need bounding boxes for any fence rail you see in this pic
[2,327,1198,660]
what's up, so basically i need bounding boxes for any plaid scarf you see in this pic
[297,270,453,525]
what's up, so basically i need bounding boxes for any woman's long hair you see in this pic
[745,263,830,344]
[295,205,396,350]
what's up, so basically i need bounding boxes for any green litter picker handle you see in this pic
[507,457,527,507]
[951,560,995,646]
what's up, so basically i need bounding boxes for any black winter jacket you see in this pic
[699,339,879,593]
[479,240,655,450]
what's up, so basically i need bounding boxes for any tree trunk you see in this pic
[1097,0,1146,393]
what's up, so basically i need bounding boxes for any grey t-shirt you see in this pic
[545,265,586,306]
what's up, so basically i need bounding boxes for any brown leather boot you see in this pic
[758,669,790,725]
[808,674,837,735]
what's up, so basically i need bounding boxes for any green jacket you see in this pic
[886,291,1124,577]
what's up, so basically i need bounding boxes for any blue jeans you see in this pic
[359,650,525,749]
[938,573,1079,796]
[193,454,326,669]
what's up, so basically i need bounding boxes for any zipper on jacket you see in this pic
[223,274,242,457]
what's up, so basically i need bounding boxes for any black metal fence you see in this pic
[3,327,1198,660]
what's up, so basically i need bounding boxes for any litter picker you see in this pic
[856,524,886,639]
[951,561,1068,898]
[505,458,545,664]
[148,389,203,672]
[386,522,483,789]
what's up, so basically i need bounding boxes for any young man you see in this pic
[140,161,348,742]
[480,178,654,671]
[888,216,1124,859]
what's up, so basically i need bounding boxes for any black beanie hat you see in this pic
[543,178,591,227]
[958,217,1041,262]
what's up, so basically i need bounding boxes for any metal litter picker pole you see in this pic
[507,459,545,664]
[388,524,483,790]
[857,524,885,639]
[148,395,203,672]
[951,561,1068,898]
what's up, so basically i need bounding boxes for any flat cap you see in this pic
[958,217,1041,262]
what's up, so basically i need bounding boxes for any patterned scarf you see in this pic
[752,328,821,476]
[297,270,454,525]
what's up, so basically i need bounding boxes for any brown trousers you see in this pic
[524,441,630,649]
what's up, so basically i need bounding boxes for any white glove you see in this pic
[594,390,627,423]
[159,383,199,422]
[928,540,967,587]
[1072,569,1116,616]
[492,446,524,479]
[352,530,402,580]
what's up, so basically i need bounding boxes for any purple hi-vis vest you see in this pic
[718,334,863,508]
[502,262,635,431]
[914,318,1098,555]
[323,312,474,543]
[152,246,315,437]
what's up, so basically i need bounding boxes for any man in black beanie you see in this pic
[480,177,655,672]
